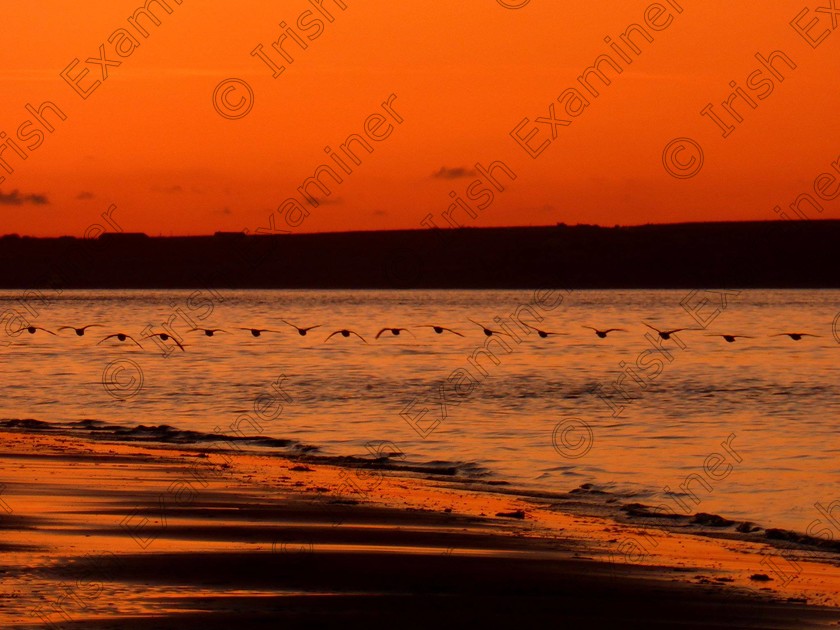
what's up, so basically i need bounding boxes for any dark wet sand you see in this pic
[1,430,838,629]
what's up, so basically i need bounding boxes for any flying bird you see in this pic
[706,334,753,343]
[582,326,626,339]
[375,327,415,339]
[418,325,464,337]
[772,333,819,341]
[12,325,56,336]
[325,329,367,343]
[523,323,566,338]
[142,331,186,351]
[58,325,102,337]
[189,328,227,337]
[238,328,282,338]
[468,319,509,337]
[97,333,143,348]
[281,320,321,336]
[643,323,690,340]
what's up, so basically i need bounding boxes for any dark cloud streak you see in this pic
[0,190,49,206]
[432,166,477,180]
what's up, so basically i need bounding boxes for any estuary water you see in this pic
[1,289,838,532]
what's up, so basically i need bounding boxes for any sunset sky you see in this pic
[1,0,838,237]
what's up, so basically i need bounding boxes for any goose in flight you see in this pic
[418,325,464,337]
[468,319,509,337]
[524,323,566,338]
[143,331,186,351]
[706,334,753,343]
[58,325,102,337]
[281,320,321,336]
[582,326,626,339]
[13,325,56,336]
[325,329,367,343]
[772,333,819,341]
[238,327,282,338]
[97,333,143,348]
[643,323,690,340]
[189,328,227,337]
[375,327,416,339]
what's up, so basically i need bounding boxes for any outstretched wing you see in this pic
[349,330,368,343]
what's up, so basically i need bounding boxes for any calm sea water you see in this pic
[1,289,838,531]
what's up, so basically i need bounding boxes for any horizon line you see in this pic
[2,217,835,240]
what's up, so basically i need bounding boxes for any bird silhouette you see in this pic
[238,328,282,338]
[375,327,415,340]
[706,334,753,343]
[281,320,321,336]
[325,329,367,343]
[188,328,227,337]
[418,325,464,337]
[523,323,566,338]
[142,331,186,351]
[97,333,143,348]
[643,323,690,340]
[772,333,819,341]
[468,319,509,337]
[58,325,102,337]
[13,325,57,336]
[582,326,626,338]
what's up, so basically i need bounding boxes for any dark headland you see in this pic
[1,220,836,289]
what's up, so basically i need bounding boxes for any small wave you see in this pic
[0,418,296,449]
[0,418,491,481]
[618,502,840,555]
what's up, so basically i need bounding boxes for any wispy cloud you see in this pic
[432,166,477,180]
[0,190,48,205]
[152,185,183,194]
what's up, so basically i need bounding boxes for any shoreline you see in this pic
[1,427,839,628]
[2,418,836,553]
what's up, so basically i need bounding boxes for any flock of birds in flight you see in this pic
[8,319,825,351]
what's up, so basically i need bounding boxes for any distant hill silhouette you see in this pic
[0,221,836,289]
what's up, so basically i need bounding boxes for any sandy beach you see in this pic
[0,426,838,629]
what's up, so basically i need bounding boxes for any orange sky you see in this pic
[0,0,838,237]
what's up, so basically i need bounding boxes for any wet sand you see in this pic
[1,429,839,629]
